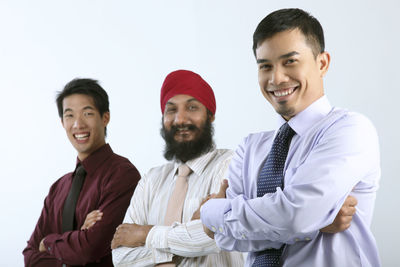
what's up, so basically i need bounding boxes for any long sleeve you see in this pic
[113,175,219,266]
[201,112,380,251]
[41,165,139,265]
[23,193,61,266]
[145,219,219,257]
[113,149,239,266]
[112,176,173,267]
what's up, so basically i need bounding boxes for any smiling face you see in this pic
[163,94,214,143]
[256,28,330,120]
[61,94,110,160]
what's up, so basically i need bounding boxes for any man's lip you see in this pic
[175,129,192,135]
[73,132,90,142]
[267,86,298,97]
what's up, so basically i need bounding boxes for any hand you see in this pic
[111,223,153,249]
[195,180,229,239]
[212,179,229,199]
[191,179,229,220]
[320,195,358,233]
[81,210,103,230]
[39,238,46,252]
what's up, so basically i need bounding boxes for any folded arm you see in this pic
[112,172,224,266]
[25,165,139,266]
[201,114,378,251]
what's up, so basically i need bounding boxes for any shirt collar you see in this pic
[75,144,113,174]
[276,96,332,137]
[173,148,218,177]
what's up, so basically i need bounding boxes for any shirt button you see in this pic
[211,226,216,232]
[305,237,311,241]
[295,238,300,242]
[48,247,51,251]
[219,227,223,233]
[241,234,246,239]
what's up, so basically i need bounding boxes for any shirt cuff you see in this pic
[200,198,231,236]
[145,225,174,263]
[146,225,170,249]
[42,233,61,257]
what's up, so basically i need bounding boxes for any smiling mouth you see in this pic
[74,133,90,141]
[269,86,298,97]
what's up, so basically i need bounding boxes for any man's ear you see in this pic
[209,114,215,123]
[103,112,110,127]
[318,51,330,77]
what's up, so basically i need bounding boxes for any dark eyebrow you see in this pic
[63,108,73,114]
[166,98,199,105]
[279,51,299,59]
[257,51,299,64]
[63,106,94,114]
[187,98,200,104]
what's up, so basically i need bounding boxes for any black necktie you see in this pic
[252,123,295,267]
[62,164,87,233]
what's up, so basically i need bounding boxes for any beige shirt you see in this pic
[112,149,244,267]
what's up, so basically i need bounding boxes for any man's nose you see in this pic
[269,66,288,86]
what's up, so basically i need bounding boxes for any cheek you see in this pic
[258,71,270,88]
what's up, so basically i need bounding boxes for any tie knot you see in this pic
[278,123,295,140]
[178,164,191,177]
[75,164,87,177]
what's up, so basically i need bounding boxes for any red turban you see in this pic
[160,70,216,114]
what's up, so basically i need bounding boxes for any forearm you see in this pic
[146,219,220,257]
[214,233,284,253]
[112,245,172,267]
[201,192,325,245]
[23,246,60,267]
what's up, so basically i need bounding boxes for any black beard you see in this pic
[161,117,214,163]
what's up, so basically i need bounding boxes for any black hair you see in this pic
[253,8,325,58]
[56,78,109,135]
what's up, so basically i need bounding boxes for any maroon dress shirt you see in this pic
[23,144,140,266]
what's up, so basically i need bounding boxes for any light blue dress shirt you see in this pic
[201,96,381,267]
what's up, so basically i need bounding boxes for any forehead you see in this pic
[62,94,96,111]
[255,29,312,59]
[166,94,202,106]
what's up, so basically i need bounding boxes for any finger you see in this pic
[111,239,117,249]
[345,195,358,206]
[340,205,356,216]
[217,179,229,197]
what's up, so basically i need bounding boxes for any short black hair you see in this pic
[253,8,325,58]
[56,78,110,135]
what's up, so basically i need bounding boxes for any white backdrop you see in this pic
[1,0,399,266]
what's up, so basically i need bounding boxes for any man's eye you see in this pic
[165,108,176,114]
[188,105,198,111]
[259,64,272,70]
[84,112,94,116]
[285,59,296,65]
[64,114,73,118]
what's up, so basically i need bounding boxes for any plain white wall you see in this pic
[1,0,399,266]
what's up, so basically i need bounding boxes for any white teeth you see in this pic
[75,133,89,140]
[177,127,189,131]
[273,87,295,97]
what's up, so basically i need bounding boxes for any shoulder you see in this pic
[234,130,275,154]
[99,152,141,186]
[324,109,378,139]
[212,149,235,162]
[47,172,72,195]
[108,152,140,174]
[143,161,175,181]
[244,130,275,144]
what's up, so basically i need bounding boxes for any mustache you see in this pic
[169,124,199,134]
